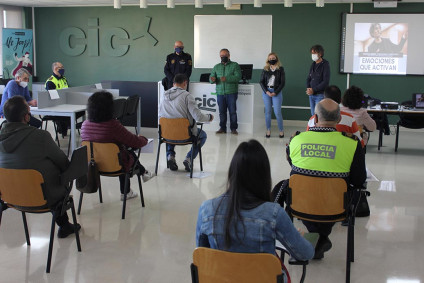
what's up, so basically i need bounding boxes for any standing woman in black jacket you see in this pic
[259,52,285,138]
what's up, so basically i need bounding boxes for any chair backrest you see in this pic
[0,168,48,210]
[113,98,127,120]
[81,141,122,174]
[191,247,283,283]
[159,117,191,141]
[289,174,347,222]
[199,73,211,82]
[124,95,139,116]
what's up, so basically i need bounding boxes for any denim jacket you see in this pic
[196,194,314,261]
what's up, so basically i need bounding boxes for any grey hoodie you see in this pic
[0,122,69,207]
[158,87,211,135]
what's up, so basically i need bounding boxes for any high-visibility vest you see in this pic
[45,75,68,90]
[290,131,357,174]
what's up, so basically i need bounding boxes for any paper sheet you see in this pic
[48,89,60,100]
[95,83,102,89]
[186,171,213,179]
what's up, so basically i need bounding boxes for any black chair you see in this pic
[119,95,140,134]
[113,98,127,120]
[199,73,210,82]
[395,101,424,152]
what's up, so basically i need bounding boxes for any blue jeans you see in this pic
[262,88,284,132]
[166,129,207,160]
[309,93,324,115]
[217,93,238,131]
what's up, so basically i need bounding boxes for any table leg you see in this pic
[70,113,76,153]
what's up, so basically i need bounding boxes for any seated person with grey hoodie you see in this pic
[0,96,81,238]
[159,73,214,172]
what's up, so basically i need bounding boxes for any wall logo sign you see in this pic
[195,94,217,112]
[59,16,158,57]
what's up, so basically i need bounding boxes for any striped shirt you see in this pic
[307,111,365,147]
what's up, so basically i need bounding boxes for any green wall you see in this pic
[34,3,424,120]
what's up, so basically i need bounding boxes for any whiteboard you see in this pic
[194,15,272,69]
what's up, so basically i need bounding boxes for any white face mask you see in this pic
[19,81,28,88]
[312,54,319,62]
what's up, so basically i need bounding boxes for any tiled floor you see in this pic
[1,122,423,283]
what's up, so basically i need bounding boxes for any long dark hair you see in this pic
[217,139,272,249]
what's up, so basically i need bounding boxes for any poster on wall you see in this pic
[2,28,33,79]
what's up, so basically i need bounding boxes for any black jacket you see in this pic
[306,59,330,95]
[259,67,286,94]
[164,51,192,89]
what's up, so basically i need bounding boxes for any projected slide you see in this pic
[353,23,408,74]
[340,14,424,75]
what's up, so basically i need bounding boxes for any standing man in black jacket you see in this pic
[164,41,192,91]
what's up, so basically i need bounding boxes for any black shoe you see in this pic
[183,159,191,172]
[313,236,332,259]
[58,222,81,239]
[216,128,226,134]
[167,157,178,171]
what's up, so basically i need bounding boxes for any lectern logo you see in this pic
[59,17,158,57]
[195,94,216,112]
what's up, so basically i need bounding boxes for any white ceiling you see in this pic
[0,0,420,8]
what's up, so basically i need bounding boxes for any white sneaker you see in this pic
[142,170,155,182]
[121,189,138,201]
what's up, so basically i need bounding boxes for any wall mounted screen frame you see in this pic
[340,13,424,75]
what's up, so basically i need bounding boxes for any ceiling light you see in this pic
[114,0,121,9]
[254,0,262,8]
[316,0,324,7]
[167,0,175,8]
[284,0,292,7]
[195,0,203,8]
[140,0,147,8]
[224,0,232,8]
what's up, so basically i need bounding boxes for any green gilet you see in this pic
[45,75,68,90]
[290,131,357,174]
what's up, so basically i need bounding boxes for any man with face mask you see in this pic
[164,41,192,91]
[0,68,41,128]
[158,74,213,172]
[306,45,330,116]
[44,62,79,137]
[210,48,242,135]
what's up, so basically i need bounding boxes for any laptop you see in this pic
[412,93,424,109]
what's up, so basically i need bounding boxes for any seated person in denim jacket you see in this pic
[196,140,314,262]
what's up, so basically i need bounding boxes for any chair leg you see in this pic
[378,128,383,150]
[46,213,56,273]
[67,134,72,157]
[53,122,60,148]
[137,174,145,207]
[77,192,84,215]
[155,141,161,175]
[69,198,82,252]
[21,212,31,246]
[395,123,400,152]
[198,144,203,172]
[346,216,354,283]
[300,264,307,283]
[190,144,194,178]
[98,181,103,203]
[122,174,130,219]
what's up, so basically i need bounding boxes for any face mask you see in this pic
[58,68,65,76]
[312,54,319,62]
[268,59,277,65]
[221,56,229,63]
[175,47,183,53]
[19,81,28,88]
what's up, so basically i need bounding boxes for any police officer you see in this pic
[45,62,68,90]
[287,99,366,260]
[164,41,192,91]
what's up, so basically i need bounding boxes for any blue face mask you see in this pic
[58,68,65,76]
[175,47,183,53]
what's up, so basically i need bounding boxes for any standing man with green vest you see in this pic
[210,48,241,135]
[45,62,75,137]
[287,98,366,260]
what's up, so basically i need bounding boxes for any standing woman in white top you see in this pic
[259,53,286,138]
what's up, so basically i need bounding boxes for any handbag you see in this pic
[355,190,371,217]
[76,141,100,194]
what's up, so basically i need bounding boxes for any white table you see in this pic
[30,104,87,153]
